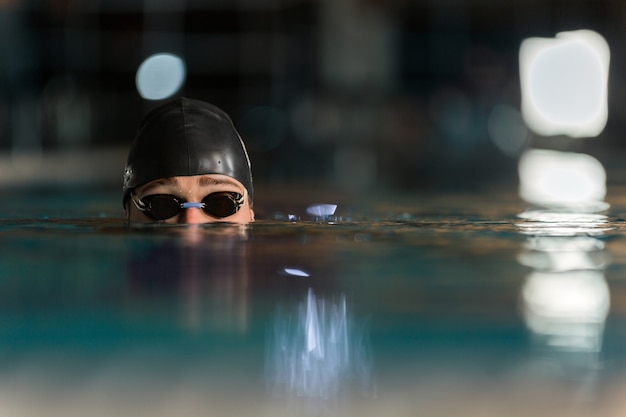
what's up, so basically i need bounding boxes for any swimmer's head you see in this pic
[122,97,253,209]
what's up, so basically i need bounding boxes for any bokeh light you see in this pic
[519,30,610,138]
[306,203,338,218]
[136,53,186,101]
[521,269,609,351]
[518,149,606,210]
[282,267,310,277]
[487,105,528,157]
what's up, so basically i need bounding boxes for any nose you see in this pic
[177,206,212,224]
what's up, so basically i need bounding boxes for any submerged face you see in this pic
[126,174,255,224]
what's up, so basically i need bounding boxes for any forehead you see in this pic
[138,174,244,192]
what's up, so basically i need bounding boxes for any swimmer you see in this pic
[122,97,255,224]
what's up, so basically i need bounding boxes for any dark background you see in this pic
[1,0,625,191]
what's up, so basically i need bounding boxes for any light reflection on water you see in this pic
[515,146,611,408]
[516,210,611,234]
[265,288,374,409]
[515,214,610,413]
[522,269,609,351]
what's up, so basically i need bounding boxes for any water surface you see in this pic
[2,185,626,416]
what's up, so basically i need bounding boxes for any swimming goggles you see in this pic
[130,190,246,220]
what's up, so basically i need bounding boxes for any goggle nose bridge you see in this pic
[181,202,205,209]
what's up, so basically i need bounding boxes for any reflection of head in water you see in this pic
[123,97,254,224]
[127,226,251,332]
[126,226,343,333]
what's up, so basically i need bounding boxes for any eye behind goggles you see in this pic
[131,190,246,221]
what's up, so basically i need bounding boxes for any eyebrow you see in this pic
[198,177,241,188]
[139,178,178,194]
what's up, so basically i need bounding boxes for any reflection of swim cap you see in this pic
[122,97,253,206]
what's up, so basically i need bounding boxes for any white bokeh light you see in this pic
[523,270,610,322]
[136,53,186,100]
[282,268,310,277]
[521,269,609,351]
[306,204,338,218]
[519,30,610,138]
[518,149,606,210]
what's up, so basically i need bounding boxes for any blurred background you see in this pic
[2,3,626,415]
[0,0,625,194]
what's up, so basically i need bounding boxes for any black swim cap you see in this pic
[122,97,253,206]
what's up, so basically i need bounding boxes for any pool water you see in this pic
[1,184,626,416]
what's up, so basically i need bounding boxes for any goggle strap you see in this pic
[234,188,247,207]
[130,192,148,212]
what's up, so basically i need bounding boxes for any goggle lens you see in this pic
[202,192,241,218]
[146,195,183,220]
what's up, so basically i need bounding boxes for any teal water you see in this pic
[0,185,624,416]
